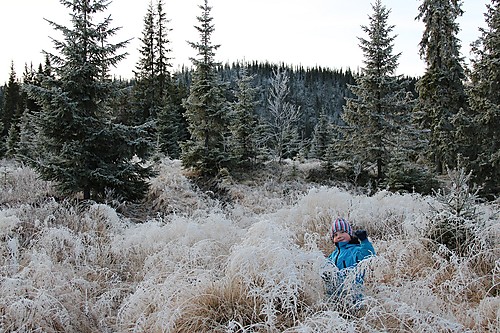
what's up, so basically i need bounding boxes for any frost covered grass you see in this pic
[0,158,498,332]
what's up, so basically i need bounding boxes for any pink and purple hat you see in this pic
[331,218,353,238]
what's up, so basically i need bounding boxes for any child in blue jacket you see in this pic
[323,218,376,304]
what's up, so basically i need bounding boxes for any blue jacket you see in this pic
[324,238,376,299]
[327,239,376,270]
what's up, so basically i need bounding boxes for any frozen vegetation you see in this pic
[0,158,498,332]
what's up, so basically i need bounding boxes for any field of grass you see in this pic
[0,158,498,332]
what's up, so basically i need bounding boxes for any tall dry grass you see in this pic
[0,158,498,332]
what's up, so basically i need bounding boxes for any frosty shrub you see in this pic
[146,158,211,216]
[0,160,56,206]
[426,166,483,256]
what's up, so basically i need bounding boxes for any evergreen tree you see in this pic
[133,0,180,158]
[310,110,332,161]
[133,1,157,123]
[11,63,45,161]
[16,108,41,163]
[340,0,409,180]
[25,0,154,201]
[415,0,468,173]
[468,0,500,198]
[229,67,259,168]
[154,1,187,159]
[5,123,20,158]
[265,68,301,163]
[1,63,22,151]
[154,0,172,99]
[385,139,438,194]
[181,0,231,176]
[156,74,188,159]
[22,63,43,114]
[0,120,3,155]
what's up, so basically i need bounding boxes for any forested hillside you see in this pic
[1,0,497,202]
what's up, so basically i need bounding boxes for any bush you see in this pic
[426,166,482,256]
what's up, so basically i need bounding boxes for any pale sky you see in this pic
[0,0,490,84]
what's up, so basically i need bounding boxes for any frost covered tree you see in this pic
[229,67,259,168]
[265,68,300,163]
[181,0,231,176]
[467,0,500,198]
[415,0,468,174]
[340,0,410,180]
[427,164,482,256]
[25,0,154,201]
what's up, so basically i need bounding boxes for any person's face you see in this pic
[333,230,351,243]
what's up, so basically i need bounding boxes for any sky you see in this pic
[0,0,491,84]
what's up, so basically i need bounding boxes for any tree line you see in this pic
[0,0,498,201]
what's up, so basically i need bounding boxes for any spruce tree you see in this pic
[181,0,231,176]
[310,110,332,161]
[340,0,409,180]
[415,0,468,173]
[154,1,187,159]
[468,0,500,198]
[133,0,182,158]
[5,123,20,158]
[0,120,3,155]
[1,64,22,148]
[25,0,154,201]
[133,1,158,123]
[154,0,172,99]
[156,74,188,159]
[229,67,259,168]
[132,0,172,122]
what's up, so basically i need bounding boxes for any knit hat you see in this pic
[331,218,353,238]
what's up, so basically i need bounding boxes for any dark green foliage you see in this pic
[467,0,500,199]
[132,1,157,123]
[384,147,438,195]
[12,63,45,162]
[132,0,173,123]
[5,119,19,158]
[156,75,189,159]
[340,0,412,181]
[229,67,260,168]
[24,0,154,202]
[309,111,333,161]
[1,64,23,157]
[415,0,468,174]
[181,0,232,176]
[132,0,187,159]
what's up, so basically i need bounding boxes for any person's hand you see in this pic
[354,230,368,241]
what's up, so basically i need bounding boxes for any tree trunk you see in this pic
[83,188,91,200]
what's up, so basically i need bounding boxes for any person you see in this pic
[322,217,376,305]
